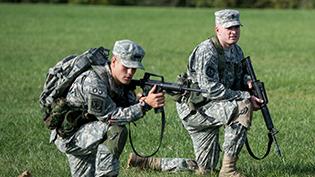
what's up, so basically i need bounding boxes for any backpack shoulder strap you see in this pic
[210,36,225,79]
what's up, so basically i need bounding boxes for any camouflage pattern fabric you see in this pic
[160,38,252,172]
[160,158,198,172]
[112,39,145,69]
[215,9,242,28]
[53,63,144,177]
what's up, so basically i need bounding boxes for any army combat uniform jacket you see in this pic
[177,38,250,123]
[52,63,144,177]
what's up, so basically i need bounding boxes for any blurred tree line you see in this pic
[2,0,315,8]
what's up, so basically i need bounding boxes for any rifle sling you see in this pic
[245,132,273,160]
[128,108,166,158]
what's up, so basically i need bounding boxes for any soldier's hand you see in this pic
[250,95,264,111]
[144,85,165,108]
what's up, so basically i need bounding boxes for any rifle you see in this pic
[131,72,207,102]
[128,72,206,158]
[242,56,284,161]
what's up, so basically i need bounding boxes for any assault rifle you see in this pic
[128,72,206,158]
[242,56,284,161]
[131,72,207,102]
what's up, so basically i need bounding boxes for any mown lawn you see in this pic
[0,3,315,177]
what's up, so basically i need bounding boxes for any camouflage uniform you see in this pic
[125,9,253,176]
[160,27,252,173]
[51,40,146,177]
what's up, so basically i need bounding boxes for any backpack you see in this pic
[39,47,109,135]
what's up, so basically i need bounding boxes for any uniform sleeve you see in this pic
[82,71,144,125]
[192,43,250,101]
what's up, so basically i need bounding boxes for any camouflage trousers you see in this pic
[159,99,252,172]
[54,121,127,177]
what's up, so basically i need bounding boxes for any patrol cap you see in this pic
[215,9,242,28]
[112,39,145,69]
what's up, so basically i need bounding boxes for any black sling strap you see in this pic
[128,108,166,158]
[245,132,274,160]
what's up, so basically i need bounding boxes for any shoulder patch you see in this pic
[88,93,106,116]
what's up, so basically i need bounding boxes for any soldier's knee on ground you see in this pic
[232,99,253,128]
[103,125,128,158]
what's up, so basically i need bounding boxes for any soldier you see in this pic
[127,9,263,177]
[52,39,165,177]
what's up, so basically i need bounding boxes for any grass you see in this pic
[0,3,315,177]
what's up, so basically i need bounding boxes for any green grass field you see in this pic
[1,3,315,177]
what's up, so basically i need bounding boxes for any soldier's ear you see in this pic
[112,55,116,61]
[111,55,117,66]
[215,26,219,33]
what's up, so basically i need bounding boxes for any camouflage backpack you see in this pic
[39,47,109,137]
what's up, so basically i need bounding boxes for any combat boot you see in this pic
[18,170,32,177]
[219,154,245,177]
[127,153,161,171]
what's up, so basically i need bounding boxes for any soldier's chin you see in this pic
[123,79,131,85]
[230,37,239,43]
[228,40,238,45]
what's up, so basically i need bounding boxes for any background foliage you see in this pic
[1,0,315,8]
[0,3,315,177]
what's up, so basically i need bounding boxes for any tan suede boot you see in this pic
[127,153,161,171]
[219,154,245,177]
[18,171,32,177]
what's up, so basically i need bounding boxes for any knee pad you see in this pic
[103,125,128,158]
[232,99,253,128]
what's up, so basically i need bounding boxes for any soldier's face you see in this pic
[111,56,136,85]
[216,25,240,48]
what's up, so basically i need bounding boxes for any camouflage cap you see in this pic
[215,9,242,28]
[112,39,145,69]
